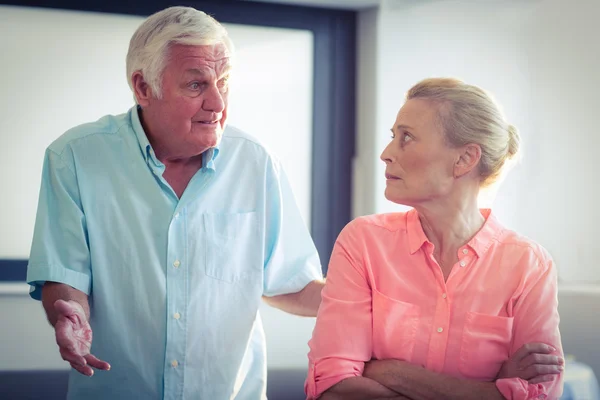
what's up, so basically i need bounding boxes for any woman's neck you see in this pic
[416,195,485,255]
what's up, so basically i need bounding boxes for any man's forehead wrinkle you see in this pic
[170,43,231,62]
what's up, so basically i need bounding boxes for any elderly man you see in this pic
[26,6,324,399]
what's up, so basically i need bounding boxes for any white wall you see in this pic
[0,5,315,372]
[354,0,600,378]
[355,0,600,284]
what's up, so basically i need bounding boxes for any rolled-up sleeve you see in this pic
[305,220,373,399]
[27,148,91,300]
[496,256,563,399]
[262,157,322,297]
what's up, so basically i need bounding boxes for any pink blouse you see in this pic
[306,209,563,399]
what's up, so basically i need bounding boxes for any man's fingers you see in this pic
[519,353,564,369]
[70,362,94,377]
[512,343,556,363]
[529,374,558,384]
[60,347,86,367]
[85,354,111,371]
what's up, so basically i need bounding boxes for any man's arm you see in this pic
[262,158,323,306]
[262,279,324,317]
[40,282,110,376]
[26,148,105,377]
[42,282,90,325]
[364,360,503,400]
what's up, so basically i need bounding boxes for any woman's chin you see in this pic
[384,189,415,208]
[384,189,402,204]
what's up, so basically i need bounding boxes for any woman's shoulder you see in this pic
[495,227,554,269]
[334,212,412,250]
[345,211,411,233]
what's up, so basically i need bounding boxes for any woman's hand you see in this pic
[497,343,563,384]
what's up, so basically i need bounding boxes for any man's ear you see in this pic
[454,143,482,179]
[131,71,153,107]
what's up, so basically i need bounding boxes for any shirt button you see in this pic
[437,327,443,333]
[171,360,178,368]
[462,249,468,254]
[174,212,179,219]
[442,293,447,299]
[173,260,181,268]
[174,312,181,320]
[459,261,466,267]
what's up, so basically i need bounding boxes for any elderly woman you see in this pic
[305,78,564,400]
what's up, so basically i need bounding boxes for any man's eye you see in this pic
[189,82,200,90]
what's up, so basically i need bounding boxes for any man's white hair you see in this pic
[126,6,234,100]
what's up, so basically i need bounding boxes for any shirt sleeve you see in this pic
[262,157,322,297]
[496,256,564,399]
[27,148,91,300]
[305,220,373,399]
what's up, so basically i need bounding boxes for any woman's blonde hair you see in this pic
[406,77,520,187]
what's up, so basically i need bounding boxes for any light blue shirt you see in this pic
[27,107,323,400]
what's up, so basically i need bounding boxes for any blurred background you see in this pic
[0,0,598,398]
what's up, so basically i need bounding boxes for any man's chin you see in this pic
[192,128,222,146]
[207,131,222,148]
[205,135,223,151]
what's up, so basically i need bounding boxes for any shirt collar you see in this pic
[407,208,429,255]
[406,208,503,257]
[466,209,503,258]
[130,106,151,163]
[129,106,220,171]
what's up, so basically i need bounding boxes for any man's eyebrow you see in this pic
[184,66,231,79]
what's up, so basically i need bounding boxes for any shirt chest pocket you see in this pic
[204,212,262,283]
[458,312,514,381]
[372,289,420,362]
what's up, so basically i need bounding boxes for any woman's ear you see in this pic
[454,143,482,178]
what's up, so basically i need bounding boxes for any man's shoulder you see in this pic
[221,126,271,155]
[48,112,131,155]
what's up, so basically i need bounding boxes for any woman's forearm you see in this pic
[320,376,407,400]
[364,360,504,400]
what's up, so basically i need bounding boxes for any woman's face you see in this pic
[380,99,464,207]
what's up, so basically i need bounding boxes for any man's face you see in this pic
[141,43,231,158]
